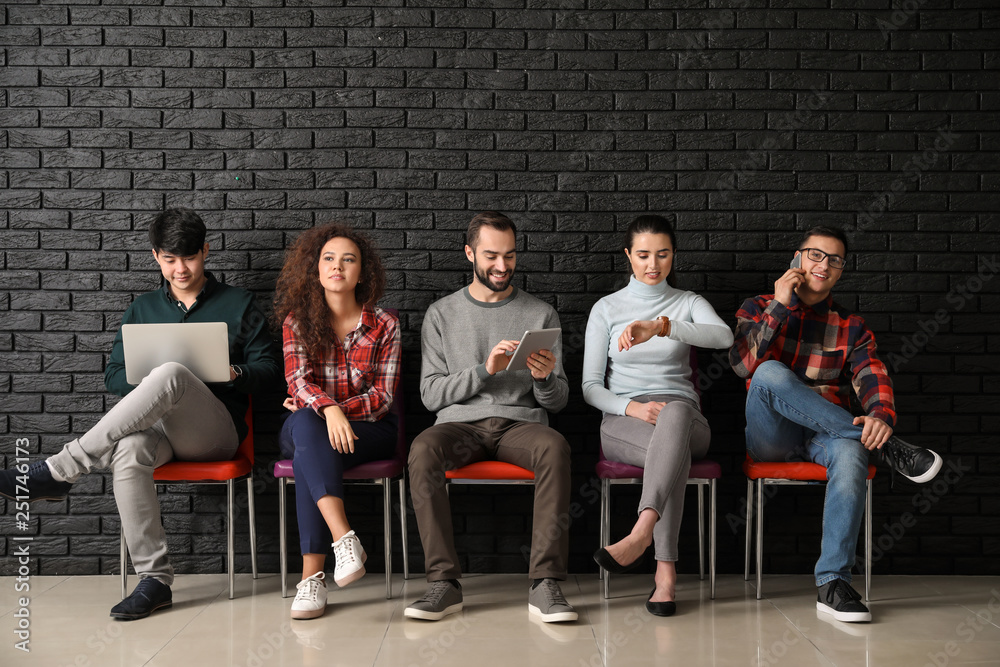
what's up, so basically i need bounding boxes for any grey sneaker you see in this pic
[404,580,463,621]
[528,579,578,623]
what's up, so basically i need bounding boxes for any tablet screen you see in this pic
[505,328,561,372]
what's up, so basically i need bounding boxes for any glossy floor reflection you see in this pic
[2,573,998,666]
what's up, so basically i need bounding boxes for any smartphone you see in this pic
[789,254,801,270]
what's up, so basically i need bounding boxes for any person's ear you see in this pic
[464,244,475,263]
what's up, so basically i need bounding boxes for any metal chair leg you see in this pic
[227,479,235,600]
[400,475,410,580]
[709,479,717,600]
[601,479,610,599]
[697,482,705,581]
[247,475,258,580]
[383,479,392,600]
[744,479,753,581]
[755,479,764,600]
[120,525,128,599]
[865,478,872,602]
[279,477,288,598]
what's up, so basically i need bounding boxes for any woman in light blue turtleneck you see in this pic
[584,215,734,616]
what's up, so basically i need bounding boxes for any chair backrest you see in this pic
[689,347,702,409]
[236,397,254,465]
[384,308,407,463]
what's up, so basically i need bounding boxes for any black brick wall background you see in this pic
[2,1,998,580]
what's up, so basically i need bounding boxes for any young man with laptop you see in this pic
[0,208,281,620]
[404,211,577,623]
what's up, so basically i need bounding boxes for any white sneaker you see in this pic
[291,571,327,620]
[333,530,367,587]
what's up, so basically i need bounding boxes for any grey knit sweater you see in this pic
[419,286,569,426]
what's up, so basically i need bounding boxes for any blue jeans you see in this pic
[744,360,869,586]
[279,408,398,555]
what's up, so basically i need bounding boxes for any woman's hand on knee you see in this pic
[282,397,299,412]
[321,405,358,453]
[626,400,666,425]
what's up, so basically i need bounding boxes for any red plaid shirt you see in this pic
[729,294,896,428]
[283,306,400,421]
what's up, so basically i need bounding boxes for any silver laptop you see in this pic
[122,322,231,385]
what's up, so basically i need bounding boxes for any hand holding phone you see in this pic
[775,253,805,306]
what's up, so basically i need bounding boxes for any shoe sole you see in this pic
[816,601,871,623]
[528,603,578,623]
[110,600,172,621]
[902,450,943,484]
[291,606,327,620]
[404,602,463,621]
[334,550,367,588]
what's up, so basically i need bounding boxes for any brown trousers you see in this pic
[407,418,571,582]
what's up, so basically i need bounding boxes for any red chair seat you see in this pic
[743,457,876,481]
[153,457,253,482]
[446,461,535,481]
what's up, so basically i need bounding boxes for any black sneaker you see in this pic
[816,579,871,623]
[880,436,943,484]
[111,578,173,621]
[0,461,72,502]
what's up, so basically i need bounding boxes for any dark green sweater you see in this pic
[104,272,281,441]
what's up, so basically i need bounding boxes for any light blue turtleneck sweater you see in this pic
[582,276,735,415]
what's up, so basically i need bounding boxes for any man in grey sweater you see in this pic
[404,211,576,623]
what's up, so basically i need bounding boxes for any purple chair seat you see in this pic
[273,458,404,480]
[596,457,721,480]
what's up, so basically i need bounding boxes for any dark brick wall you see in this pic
[2,1,998,579]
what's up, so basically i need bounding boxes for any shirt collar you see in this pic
[789,292,833,315]
[161,271,217,305]
[626,275,674,299]
[358,304,377,332]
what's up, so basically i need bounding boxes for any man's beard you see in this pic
[474,259,513,293]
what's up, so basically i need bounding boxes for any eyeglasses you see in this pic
[800,247,846,270]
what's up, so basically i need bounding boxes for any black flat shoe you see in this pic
[593,547,641,575]
[645,589,676,617]
[111,578,172,621]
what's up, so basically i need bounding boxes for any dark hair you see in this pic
[625,214,678,288]
[148,208,207,256]
[466,211,516,250]
[800,225,849,257]
[273,222,387,361]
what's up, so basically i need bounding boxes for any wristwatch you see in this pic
[656,316,669,337]
[230,364,243,379]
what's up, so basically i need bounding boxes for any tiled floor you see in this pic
[2,572,999,666]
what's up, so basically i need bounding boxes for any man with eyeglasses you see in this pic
[729,225,943,624]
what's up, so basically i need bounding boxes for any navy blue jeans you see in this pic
[279,408,398,555]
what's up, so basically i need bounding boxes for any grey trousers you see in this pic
[48,362,238,585]
[600,394,710,561]
[408,418,571,582]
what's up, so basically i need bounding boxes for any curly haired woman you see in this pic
[273,222,400,620]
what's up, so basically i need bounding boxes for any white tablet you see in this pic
[122,322,231,384]
[504,328,561,372]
